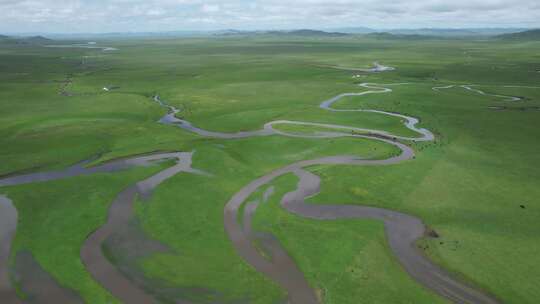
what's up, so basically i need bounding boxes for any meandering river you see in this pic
[0,73,506,303]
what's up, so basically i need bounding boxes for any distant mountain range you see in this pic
[215,28,531,38]
[0,35,52,44]
[496,29,540,40]
[3,27,533,40]
[217,29,348,37]
[363,32,440,40]
[379,28,526,37]
[333,27,530,37]
[328,27,376,34]
[2,28,539,41]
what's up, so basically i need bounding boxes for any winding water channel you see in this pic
[0,78,506,303]
[0,153,208,303]
[154,82,498,304]
[432,84,524,102]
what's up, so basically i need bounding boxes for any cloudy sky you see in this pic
[1,0,539,33]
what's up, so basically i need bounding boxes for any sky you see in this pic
[1,0,539,33]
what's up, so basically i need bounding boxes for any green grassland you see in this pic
[1,35,539,303]
[271,123,360,136]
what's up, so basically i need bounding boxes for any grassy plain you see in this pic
[1,35,539,303]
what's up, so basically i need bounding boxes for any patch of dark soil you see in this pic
[425,227,440,238]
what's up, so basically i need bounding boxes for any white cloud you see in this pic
[0,0,538,33]
[147,8,166,16]
[201,4,220,13]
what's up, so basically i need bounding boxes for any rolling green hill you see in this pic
[218,29,349,37]
[497,29,540,40]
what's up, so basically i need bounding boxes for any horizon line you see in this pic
[2,26,537,36]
